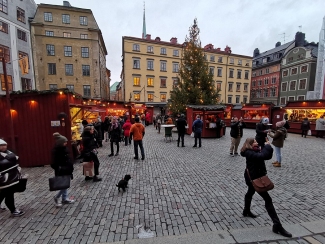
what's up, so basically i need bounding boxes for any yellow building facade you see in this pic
[31,2,109,99]
[122,36,252,107]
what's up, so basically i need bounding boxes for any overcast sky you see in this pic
[35,0,325,85]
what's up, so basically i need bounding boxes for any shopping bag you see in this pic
[190,132,194,137]
[12,178,28,193]
[49,175,71,191]
[307,130,312,136]
[83,161,94,177]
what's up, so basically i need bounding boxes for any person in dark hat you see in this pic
[176,114,187,147]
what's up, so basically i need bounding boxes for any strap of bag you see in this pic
[246,169,252,182]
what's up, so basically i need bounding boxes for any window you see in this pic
[79,16,88,25]
[288,96,295,101]
[81,47,89,58]
[301,65,308,73]
[281,82,287,92]
[271,77,276,84]
[288,57,293,62]
[289,80,296,91]
[252,81,256,87]
[298,54,304,59]
[160,61,166,71]
[283,70,288,77]
[66,85,74,92]
[64,46,72,57]
[133,44,140,51]
[228,83,233,92]
[238,59,242,65]
[244,83,248,91]
[204,54,207,60]
[17,29,27,41]
[217,67,222,77]
[133,59,140,69]
[45,30,54,36]
[134,93,140,101]
[210,55,215,62]
[299,79,307,90]
[209,67,214,75]
[297,95,305,101]
[244,70,249,79]
[265,68,269,74]
[229,69,234,78]
[229,58,234,64]
[236,95,240,104]
[62,14,70,24]
[80,34,88,39]
[147,60,154,70]
[252,72,256,77]
[173,78,179,88]
[227,96,232,104]
[0,21,8,33]
[259,70,263,75]
[0,0,8,13]
[17,7,25,23]
[173,63,179,72]
[44,12,53,22]
[65,64,73,76]
[243,96,248,103]
[16,50,26,65]
[46,44,55,56]
[258,80,262,86]
[270,88,276,97]
[237,70,242,79]
[263,58,267,64]
[256,90,261,98]
[264,78,269,85]
[280,97,286,105]
[21,78,32,91]
[218,57,223,63]
[133,77,140,86]
[1,74,12,91]
[264,89,268,97]
[49,84,57,90]
[48,63,56,75]
[216,82,221,91]
[63,32,71,38]
[291,67,298,75]
[173,50,179,56]
[160,48,166,55]
[82,65,90,76]
[148,94,154,102]
[147,77,154,86]
[160,94,166,102]
[83,85,91,97]
[147,46,153,53]
[160,78,166,87]
[236,83,241,92]
[251,91,255,98]
[0,44,10,62]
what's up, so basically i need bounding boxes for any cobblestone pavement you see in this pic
[0,126,325,244]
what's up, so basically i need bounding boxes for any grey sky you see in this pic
[36,0,325,85]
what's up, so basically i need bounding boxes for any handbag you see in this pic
[307,130,312,136]
[83,161,94,177]
[12,178,27,193]
[190,132,194,137]
[49,175,71,191]
[246,169,274,193]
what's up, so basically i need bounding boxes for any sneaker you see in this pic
[234,153,239,156]
[11,209,25,217]
[62,199,75,204]
[0,205,6,211]
[54,196,62,207]
[134,157,139,160]
[230,153,234,157]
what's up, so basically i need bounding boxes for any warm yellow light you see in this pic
[73,95,75,98]
[59,91,62,95]
[31,100,35,103]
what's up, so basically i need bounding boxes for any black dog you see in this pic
[116,175,131,192]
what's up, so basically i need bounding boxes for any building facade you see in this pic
[30,1,108,99]
[0,0,37,94]
[122,35,252,114]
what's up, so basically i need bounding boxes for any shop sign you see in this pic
[51,121,61,127]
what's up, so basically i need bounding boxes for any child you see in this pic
[51,133,75,207]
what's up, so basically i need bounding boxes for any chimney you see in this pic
[146,34,151,40]
[155,37,161,41]
[275,41,281,47]
[204,44,214,50]
[170,37,177,44]
[295,32,305,47]
[253,48,260,57]
[224,45,231,53]
[216,48,221,51]
[63,1,71,7]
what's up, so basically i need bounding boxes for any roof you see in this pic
[110,82,120,92]
[37,3,92,13]
[305,44,319,57]
[186,105,226,110]
[254,41,295,60]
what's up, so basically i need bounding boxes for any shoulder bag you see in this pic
[246,169,274,193]
[49,175,71,191]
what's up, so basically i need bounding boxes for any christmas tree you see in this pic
[168,18,220,115]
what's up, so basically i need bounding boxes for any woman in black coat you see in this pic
[240,138,292,238]
[108,117,121,157]
[300,118,310,138]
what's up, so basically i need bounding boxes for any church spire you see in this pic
[142,2,146,39]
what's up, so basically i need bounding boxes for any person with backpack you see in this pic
[300,118,310,138]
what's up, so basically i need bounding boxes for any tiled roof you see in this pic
[254,41,295,60]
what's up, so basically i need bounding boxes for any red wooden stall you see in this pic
[186,105,225,138]
[241,103,274,128]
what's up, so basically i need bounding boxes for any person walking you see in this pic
[300,118,310,138]
[192,115,203,147]
[130,117,145,160]
[268,121,287,167]
[108,117,121,156]
[122,119,132,146]
[94,117,103,147]
[315,116,325,138]
[255,117,270,147]
[51,133,75,207]
[240,138,292,238]
[156,114,162,133]
[229,117,246,156]
[176,114,187,147]
[82,126,102,182]
[0,139,25,217]
[215,115,222,138]
[103,116,111,142]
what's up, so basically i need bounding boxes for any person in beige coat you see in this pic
[315,116,325,138]
[268,121,287,167]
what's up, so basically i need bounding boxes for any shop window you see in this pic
[44,12,52,22]
[64,46,72,57]
[1,74,12,91]
[49,84,57,90]
[82,65,90,76]
[291,67,298,75]
[62,14,70,24]
[218,56,222,63]
[299,79,307,90]
[280,97,286,105]
[80,34,88,39]
[244,83,248,91]
[79,16,88,26]
[160,94,166,102]
[17,7,25,23]
[229,69,234,78]
[0,0,8,13]
[228,83,233,92]
[0,21,8,33]
[66,85,74,92]
[217,67,222,77]
[301,65,308,73]
[83,85,91,97]
[283,70,288,77]
[148,94,154,102]
[21,78,32,91]
[160,61,166,71]
[209,67,214,75]
[133,44,140,51]
[289,80,296,91]
[147,46,153,53]
[133,59,140,69]
[63,32,71,38]
[65,64,73,76]
[173,50,179,56]
[288,96,295,101]
[237,70,242,79]
[243,109,269,120]
[281,82,287,92]
[287,108,325,122]
[210,55,215,62]
[236,95,240,104]
[204,113,221,129]
[48,63,56,75]
[227,96,232,104]
[244,70,249,79]
[147,77,154,86]
[133,77,140,86]
[160,48,166,55]
[160,78,166,88]
[81,47,89,58]
[172,63,179,72]
[147,60,154,70]
[134,93,140,101]
[45,30,54,36]
[0,44,10,62]
[236,83,241,92]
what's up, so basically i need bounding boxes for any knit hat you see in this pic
[135,117,140,122]
[262,118,269,124]
[53,132,68,146]
[276,121,286,128]
[0,139,7,145]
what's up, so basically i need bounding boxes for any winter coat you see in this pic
[192,119,203,133]
[156,115,162,124]
[176,117,187,134]
[301,119,310,130]
[0,150,20,190]
[122,120,132,137]
[269,127,286,148]
[315,118,325,131]
[103,118,110,131]
[255,123,269,146]
[230,121,246,138]
[130,122,145,141]
[51,146,74,178]
[110,123,121,142]
[82,131,98,154]
[166,118,173,124]
[241,145,273,181]
[145,113,150,122]
[94,122,102,141]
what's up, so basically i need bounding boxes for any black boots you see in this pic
[272,225,292,238]
[108,153,114,157]
[93,176,102,182]
[242,209,257,218]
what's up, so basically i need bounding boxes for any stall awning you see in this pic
[242,107,268,111]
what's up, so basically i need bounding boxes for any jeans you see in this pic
[157,123,161,133]
[91,152,100,175]
[230,137,241,154]
[301,130,308,137]
[274,146,282,163]
[177,132,185,146]
[0,185,16,212]
[110,141,119,154]
[55,188,68,201]
[194,132,202,147]
[125,136,130,146]
[134,140,145,158]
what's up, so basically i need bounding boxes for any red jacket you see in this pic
[122,120,132,137]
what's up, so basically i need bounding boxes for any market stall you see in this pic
[241,103,274,128]
[186,105,225,138]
